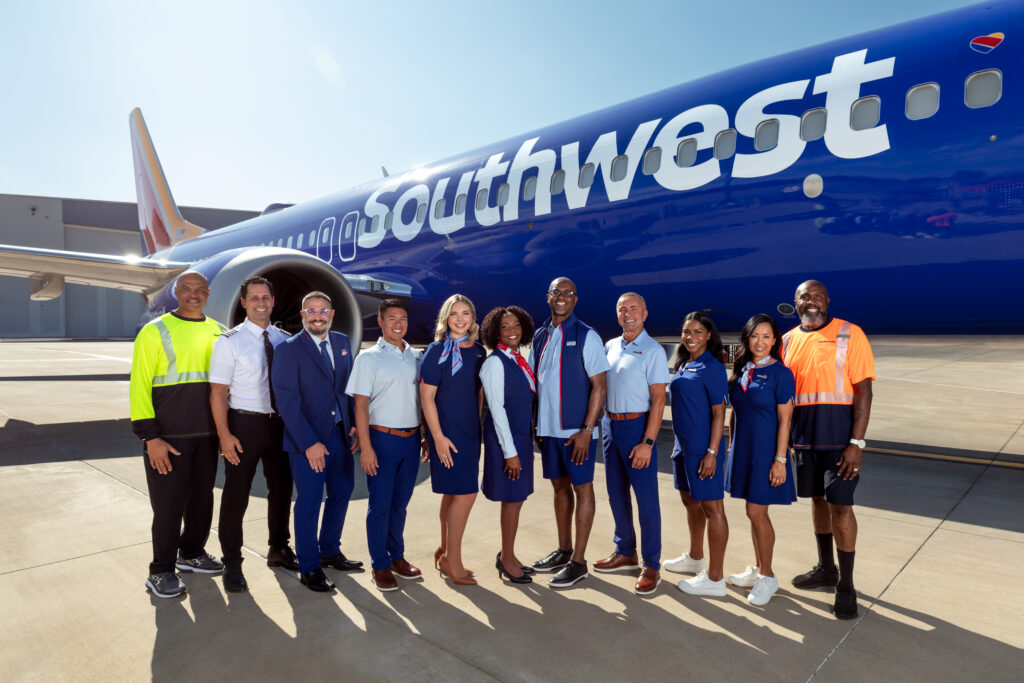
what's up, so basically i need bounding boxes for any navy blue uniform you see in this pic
[481,351,536,502]
[669,350,728,501]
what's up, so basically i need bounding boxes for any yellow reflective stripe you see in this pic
[835,323,851,395]
[152,370,210,386]
[795,391,854,404]
[781,331,791,359]
[151,318,209,385]
[153,319,177,377]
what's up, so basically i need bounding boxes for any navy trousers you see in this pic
[365,429,420,571]
[601,414,662,570]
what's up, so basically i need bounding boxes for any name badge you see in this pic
[341,350,349,356]
[566,341,577,346]
[632,350,643,355]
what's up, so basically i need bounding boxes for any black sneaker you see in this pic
[175,552,224,574]
[146,572,186,599]
[531,548,573,573]
[266,545,299,571]
[791,563,839,590]
[548,560,588,588]
[833,588,858,619]
[223,563,248,593]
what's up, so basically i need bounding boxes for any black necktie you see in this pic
[263,330,277,413]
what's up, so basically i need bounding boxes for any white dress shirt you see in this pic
[209,318,290,413]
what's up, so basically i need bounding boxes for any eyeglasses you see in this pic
[548,289,576,299]
[302,308,332,316]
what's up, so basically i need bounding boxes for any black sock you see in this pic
[837,550,855,592]
[816,532,836,569]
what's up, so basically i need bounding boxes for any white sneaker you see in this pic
[728,565,760,588]
[677,570,726,597]
[662,552,706,575]
[748,574,779,606]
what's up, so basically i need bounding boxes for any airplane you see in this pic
[1,0,1022,345]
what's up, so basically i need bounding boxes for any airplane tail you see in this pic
[129,108,204,255]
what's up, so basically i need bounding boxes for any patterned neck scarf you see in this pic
[738,356,775,392]
[439,333,469,375]
[498,343,536,394]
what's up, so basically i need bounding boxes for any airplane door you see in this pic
[338,211,358,262]
[316,217,335,263]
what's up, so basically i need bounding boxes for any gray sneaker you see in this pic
[146,572,186,598]
[175,552,224,574]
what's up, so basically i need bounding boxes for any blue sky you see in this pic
[0,0,983,210]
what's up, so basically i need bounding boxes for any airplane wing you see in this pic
[0,244,189,299]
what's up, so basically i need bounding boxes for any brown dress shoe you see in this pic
[635,567,661,595]
[390,558,422,579]
[593,552,640,573]
[372,568,399,592]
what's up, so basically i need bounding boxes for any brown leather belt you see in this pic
[608,412,646,421]
[370,424,419,438]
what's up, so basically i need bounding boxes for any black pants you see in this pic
[218,411,294,564]
[144,436,218,575]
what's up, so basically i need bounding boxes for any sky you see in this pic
[0,0,985,211]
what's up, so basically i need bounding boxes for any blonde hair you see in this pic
[434,294,479,342]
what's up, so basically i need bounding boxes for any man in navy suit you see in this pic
[271,291,364,592]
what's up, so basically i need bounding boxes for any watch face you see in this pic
[644,438,655,446]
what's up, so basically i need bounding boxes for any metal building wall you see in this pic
[63,226,146,337]
[0,195,66,337]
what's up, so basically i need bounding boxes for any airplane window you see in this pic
[906,83,939,120]
[455,193,467,215]
[642,147,661,175]
[370,215,380,232]
[476,188,489,211]
[800,108,827,141]
[714,129,737,160]
[343,221,352,239]
[676,138,697,168]
[321,230,329,244]
[384,211,394,231]
[416,203,427,223]
[297,233,304,249]
[965,69,1002,109]
[286,236,293,248]
[434,198,447,219]
[550,170,566,194]
[523,177,537,201]
[308,230,315,245]
[754,119,780,152]
[497,183,510,206]
[579,163,595,189]
[277,238,284,247]
[610,155,628,182]
[850,96,881,131]
[357,217,367,234]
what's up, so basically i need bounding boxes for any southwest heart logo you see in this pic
[970,32,1004,53]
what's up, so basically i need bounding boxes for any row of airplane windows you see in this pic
[254,69,1001,249]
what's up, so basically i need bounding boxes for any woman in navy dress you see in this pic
[479,306,537,584]
[725,314,796,607]
[420,294,486,586]
[666,312,731,598]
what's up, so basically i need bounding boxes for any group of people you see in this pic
[129,272,873,620]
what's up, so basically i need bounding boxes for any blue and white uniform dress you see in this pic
[669,349,728,500]
[480,346,537,503]
[726,360,798,505]
[420,337,486,495]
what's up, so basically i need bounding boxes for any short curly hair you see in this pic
[479,306,535,350]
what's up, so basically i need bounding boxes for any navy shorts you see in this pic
[794,449,858,506]
[540,436,596,486]
[673,451,725,501]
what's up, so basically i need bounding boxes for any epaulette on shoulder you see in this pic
[220,328,240,338]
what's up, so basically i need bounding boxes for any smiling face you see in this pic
[748,322,775,362]
[681,318,709,359]
[447,301,473,339]
[379,306,409,347]
[616,295,647,340]
[300,297,334,339]
[498,312,523,349]
[795,280,829,328]
[173,273,210,318]
[546,277,578,321]
[241,283,274,328]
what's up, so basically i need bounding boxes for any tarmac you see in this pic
[0,337,1022,682]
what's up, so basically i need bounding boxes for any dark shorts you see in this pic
[540,436,596,486]
[794,449,858,506]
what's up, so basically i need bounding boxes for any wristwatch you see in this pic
[582,424,594,433]
[642,437,655,447]
[774,456,787,464]
[706,448,717,456]
[849,438,866,448]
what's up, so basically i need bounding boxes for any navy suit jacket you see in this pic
[272,329,355,456]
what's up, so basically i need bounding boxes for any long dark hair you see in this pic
[672,311,724,372]
[730,314,784,385]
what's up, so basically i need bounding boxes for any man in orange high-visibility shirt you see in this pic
[782,280,874,620]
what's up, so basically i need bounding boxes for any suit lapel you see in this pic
[301,331,334,381]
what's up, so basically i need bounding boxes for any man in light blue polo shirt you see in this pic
[529,277,609,588]
[346,298,425,592]
[593,292,670,595]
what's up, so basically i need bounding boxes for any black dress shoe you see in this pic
[833,588,858,620]
[300,568,336,592]
[792,563,840,590]
[531,548,573,573]
[223,563,248,593]
[267,545,299,571]
[321,553,364,571]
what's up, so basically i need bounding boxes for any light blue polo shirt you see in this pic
[604,330,671,413]
[345,337,422,428]
[528,322,609,439]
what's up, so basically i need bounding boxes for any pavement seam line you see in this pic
[0,540,150,577]
[807,443,1000,681]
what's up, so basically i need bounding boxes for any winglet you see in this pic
[129,108,204,255]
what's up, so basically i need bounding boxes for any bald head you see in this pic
[173,271,210,318]
[546,276,578,322]
[795,280,829,328]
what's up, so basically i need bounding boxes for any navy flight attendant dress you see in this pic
[420,340,486,495]
[481,350,536,502]
[726,360,798,505]
[669,349,729,500]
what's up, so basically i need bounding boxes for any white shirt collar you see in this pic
[242,317,271,337]
[377,337,409,354]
